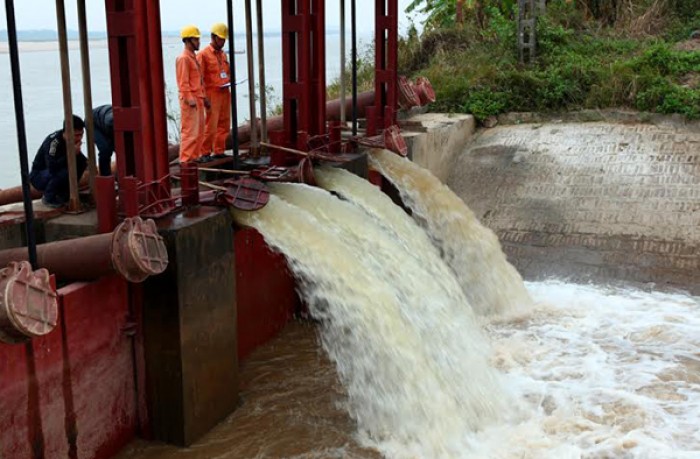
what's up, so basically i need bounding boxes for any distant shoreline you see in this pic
[0,30,348,54]
[0,29,338,43]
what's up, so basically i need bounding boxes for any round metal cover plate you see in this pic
[223,178,270,211]
[0,261,58,344]
[385,126,408,157]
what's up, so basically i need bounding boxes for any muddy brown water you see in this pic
[117,321,381,459]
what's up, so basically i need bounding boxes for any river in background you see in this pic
[0,32,369,189]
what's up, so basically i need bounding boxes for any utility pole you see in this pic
[518,0,537,64]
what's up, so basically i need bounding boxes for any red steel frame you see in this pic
[280,0,398,146]
[281,0,327,152]
[104,0,172,220]
[372,0,399,132]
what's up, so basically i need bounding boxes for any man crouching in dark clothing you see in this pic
[29,115,87,208]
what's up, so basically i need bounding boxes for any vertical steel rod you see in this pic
[351,0,358,135]
[227,0,240,166]
[340,0,346,124]
[4,0,38,268]
[255,0,268,143]
[145,0,171,183]
[244,0,258,153]
[77,0,97,197]
[55,0,80,211]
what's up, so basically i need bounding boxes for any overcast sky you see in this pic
[0,1,424,35]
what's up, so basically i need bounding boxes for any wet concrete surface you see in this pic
[448,121,700,293]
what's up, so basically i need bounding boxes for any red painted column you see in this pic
[374,0,399,129]
[280,0,327,155]
[105,0,171,214]
[311,0,326,135]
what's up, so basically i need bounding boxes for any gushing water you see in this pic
[232,189,508,458]
[368,149,532,316]
[314,167,465,301]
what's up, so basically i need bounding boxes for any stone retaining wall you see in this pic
[447,121,700,294]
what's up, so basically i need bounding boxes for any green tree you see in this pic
[406,0,517,30]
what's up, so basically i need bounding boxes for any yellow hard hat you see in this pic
[211,23,228,39]
[180,25,201,39]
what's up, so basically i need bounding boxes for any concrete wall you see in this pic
[401,113,476,182]
[447,121,700,294]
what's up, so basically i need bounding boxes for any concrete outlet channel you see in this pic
[405,114,699,295]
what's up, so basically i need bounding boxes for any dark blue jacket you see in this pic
[31,130,87,177]
[92,105,114,139]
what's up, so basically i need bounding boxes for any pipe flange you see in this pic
[111,217,169,283]
[415,76,436,105]
[384,125,408,157]
[0,261,58,344]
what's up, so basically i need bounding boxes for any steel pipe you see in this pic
[0,174,90,207]
[255,0,268,142]
[0,217,168,283]
[227,0,240,165]
[0,186,42,207]
[351,0,358,135]
[340,0,346,124]
[3,0,38,268]
[77,0,97,198]
[244,0,258,152]
[145,0,171,182]
[55,0,81,211]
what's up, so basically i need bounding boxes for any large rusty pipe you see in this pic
[167,90,375,160]
[0,174,90,207]
[0,217,168,283]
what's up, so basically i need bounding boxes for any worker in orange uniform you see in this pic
[197,23,232,161]
[176,25,210,163]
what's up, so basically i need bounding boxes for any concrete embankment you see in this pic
[440,119,699,294]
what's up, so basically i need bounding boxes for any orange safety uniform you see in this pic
[176,48,206,163]
[197,43,231,156]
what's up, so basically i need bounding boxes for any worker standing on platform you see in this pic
[176,25,209,164]
[198,23,232,161]
[29,115,87,208]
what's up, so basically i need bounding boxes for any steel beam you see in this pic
[3,0,38,268]
[55,0,81,212]
[374,0,399,129]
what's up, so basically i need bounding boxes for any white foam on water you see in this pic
[368,149,532,316]
[467,281,700,459]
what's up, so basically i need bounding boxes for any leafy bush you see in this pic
[397,2,700,121]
